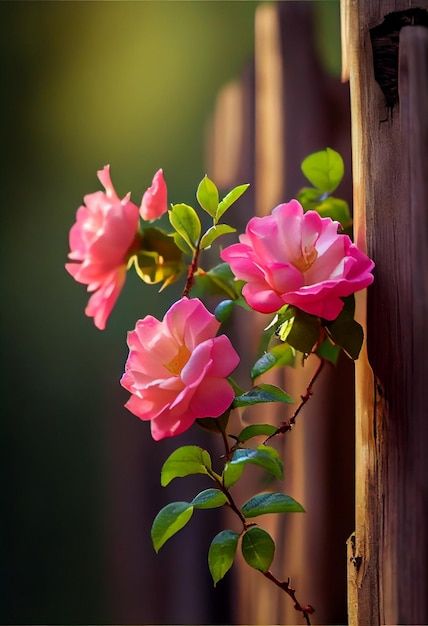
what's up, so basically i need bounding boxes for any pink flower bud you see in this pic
[65,165,139,329]
[140,168,168,221]
[221,199,374,320]
[121,297,240,440]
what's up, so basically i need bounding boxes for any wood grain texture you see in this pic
[254,3,284,214]
[237,6,286,624]
[342,1,428,623]
[205,80,245,189]
[207,4,354,624]
[212,4,354,624]
[277,4,355,625]
[397,23,428,623]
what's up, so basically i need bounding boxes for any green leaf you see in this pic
[169,204,201,249]
[132,252,157,281]
[251,352,276,378]
[316,197,352,228]
[277,316,294,343]
[197,175,219,217]
[326,310,364,360]
[161,446,212,487]
[238,423,277,442]
[316,337,341,364]
[297,186,324,211]
[172,232,193,255]
[228,446,283,480]
[133,227,184,288]
[194,263,240,300]
[297,188,353,229]
[257,321,279,356]
[140,227,182,257]
[151,502,194,552]
[208,530,240,586]
[132,252,183,289]
[216,183,250,222]
[196,409,230,434]
[241,527,275,572]
[200,224,236,249]
[214,299,234,323]
[271,343,296,365]
[301,147,344,193]
[343,294,356,316]
[282,310,321,354]
[251,343,295,379]
[222,462,244,488]
[140,226,178,254]
[208,262,236,283]
[264,305,295,331]
[273,306,297,343]
[191,488,228,509]
[233,383,293,408]
[207,263,241,297]
[194,275,235,300]
[241,492,305,518]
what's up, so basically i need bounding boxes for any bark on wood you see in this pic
[342,1,428,623]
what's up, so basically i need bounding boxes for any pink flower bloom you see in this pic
[140,168,168,221]
[65,165,139,330]
[221,199,374,320]
[121,297,240,441]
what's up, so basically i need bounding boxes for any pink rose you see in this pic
[221,199,374,320]
[140,168,168,221]
[65,165,139,330]
[121,297,240,441]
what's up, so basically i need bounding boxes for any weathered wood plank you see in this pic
[342,1,428,623]
[277,4,354,625]
[205,80,245,190]
[397,23,428,623]
[254,3,284,214]
[238,6,286,625]
[207,4,354,623]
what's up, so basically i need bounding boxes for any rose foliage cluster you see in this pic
[66,148,374,624]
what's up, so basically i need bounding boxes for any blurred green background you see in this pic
[1,1,340,624]
[1,2,256,623]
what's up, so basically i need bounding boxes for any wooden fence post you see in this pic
[342,2,428,624]
[236,7,286,624]
[207,4,355,624]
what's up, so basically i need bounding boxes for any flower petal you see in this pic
[85,268,126,330]
[242,282,285,314]
[66,166,139,329]
[208,335,240,377]
[140,169,168,221]
[223,198,374,322]
[121,298,240,441]
[181,341,213,386]
[190,378,235,418]
[165,298,219,349]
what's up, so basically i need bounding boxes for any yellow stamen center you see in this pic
[165,344,191,375]
[292,245,318,273]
